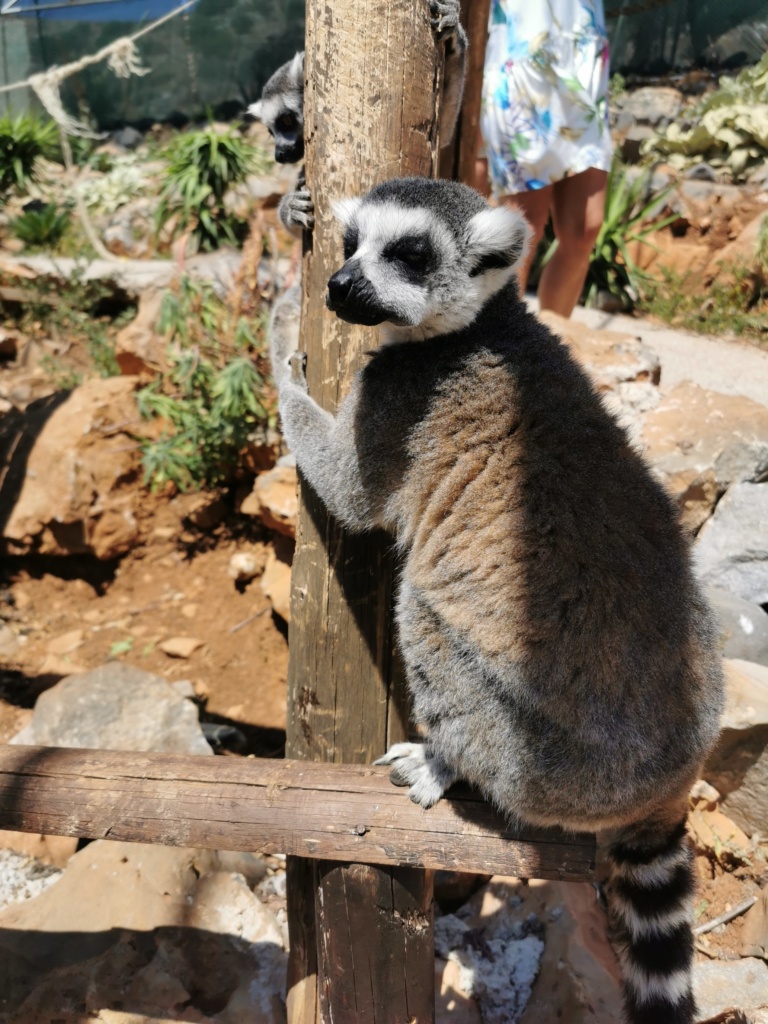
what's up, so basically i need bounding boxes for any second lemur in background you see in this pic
[249,0,468,236]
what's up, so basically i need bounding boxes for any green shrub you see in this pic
[154,125,270,251]
[10,203,70,248]
[0,115,58,197]
[136,275,275,491]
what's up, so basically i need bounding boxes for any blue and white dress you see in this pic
[481,0,613,196]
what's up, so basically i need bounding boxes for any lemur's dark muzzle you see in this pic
[275,139,304,164]
[326,262,388,326]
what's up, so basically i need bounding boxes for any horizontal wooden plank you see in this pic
[0,746,596,880]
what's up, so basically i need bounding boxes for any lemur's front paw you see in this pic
[429,0,460,38]
[278,188,314,235]
[374,742,455,809]
[289,352,308,392]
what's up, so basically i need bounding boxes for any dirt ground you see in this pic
[0,521,290,754]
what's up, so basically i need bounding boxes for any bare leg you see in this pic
[500,186,553,295]
[539,167,608,318]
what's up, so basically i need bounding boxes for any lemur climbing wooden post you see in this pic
[285,3,449,1021]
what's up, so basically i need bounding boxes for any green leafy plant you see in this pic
[154,125,270,250]
[0,114,58,197]
[582,159,676,308]
[136,275,275,491]
[640,264,768,345]
[10,203,71,248]
[76,156,147,215]
[6,271,133,379]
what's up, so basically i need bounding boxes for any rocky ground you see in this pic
[0,86,768,1023]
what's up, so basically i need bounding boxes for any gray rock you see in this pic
[693,958,768,1019]
[10,663,212,755]
[680,179,744,205]
[683,163,718,181]
[708,587,768,666]
[704,659,768,837]
[111,126,143,150]
[695,483,768,604]
[620,86,683,128]
[620,125,656,164]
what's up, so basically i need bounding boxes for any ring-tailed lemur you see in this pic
[249,1,468,236]
[269,177,724,1024]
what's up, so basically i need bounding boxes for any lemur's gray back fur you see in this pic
[269,178,723,1024]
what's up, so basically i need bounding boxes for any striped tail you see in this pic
[606,818,697,1024]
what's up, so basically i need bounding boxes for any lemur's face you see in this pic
[327,194,531,338]
[327,203,449,328]
[248,53,305,164]
[249,98,304,163]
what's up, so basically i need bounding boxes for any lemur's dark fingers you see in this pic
[289,351,308,388]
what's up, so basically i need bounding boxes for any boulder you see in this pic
[10,663,212,756]
[0,840,286,1023]
[707,587,768,667]
[241,465,298,537]
[742,889,768,960]
[618,86,683,128]
[642,385,768,532]
[704,211,767,283]
[539,312,661,392]
[2,376,144,560]
[704,659,768,837]
[114,288,166,375]
[694,959,768,1020]
[454,876,622,1024]
[260,536,294,623]
[695,483,768,602]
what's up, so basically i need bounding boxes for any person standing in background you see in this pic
[480,0,613,316]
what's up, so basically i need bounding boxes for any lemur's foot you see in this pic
[289,351,308,391]
[278,188,314,235]
[429,0,460,38]
[374,742,455,809]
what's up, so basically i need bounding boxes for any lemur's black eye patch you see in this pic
[276,112,297,132]
[382,234,436,278]
[343,227,359,261]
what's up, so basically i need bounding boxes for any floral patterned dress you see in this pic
[481,0,613,196]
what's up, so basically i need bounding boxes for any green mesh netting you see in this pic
[606,0,768,76]
[1,0,767,127]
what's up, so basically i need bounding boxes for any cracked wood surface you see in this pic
[0,746,596,879]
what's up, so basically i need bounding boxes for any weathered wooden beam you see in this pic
[289,0,452,1019]
[439,0,492,183]
[0,746,596,880]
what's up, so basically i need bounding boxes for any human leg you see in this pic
[500,185,552,295]
[538,167,608,317]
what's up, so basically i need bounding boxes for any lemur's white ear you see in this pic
[247,100,263,122]
[332,196,362,227]
[465,206,531,277]
[290,52,305,85]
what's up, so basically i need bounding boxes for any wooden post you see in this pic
[439,0,491,183]
[286,2,448,1021]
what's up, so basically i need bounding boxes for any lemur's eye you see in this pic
[276,112,297,132]
[383,235,434,275]
[343,229,359,261]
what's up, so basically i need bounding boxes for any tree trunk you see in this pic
[286,1,446,1021]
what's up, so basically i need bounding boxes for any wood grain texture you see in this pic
[439,0,492,182]
[0,747,596,879]
[288,3,447,1021]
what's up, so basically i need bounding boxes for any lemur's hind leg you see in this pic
[375,742,457,809]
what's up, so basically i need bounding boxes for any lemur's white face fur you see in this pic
[248,52,305,164]
[327,181,531,341]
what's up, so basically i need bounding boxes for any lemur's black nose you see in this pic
[326,266,355,309]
